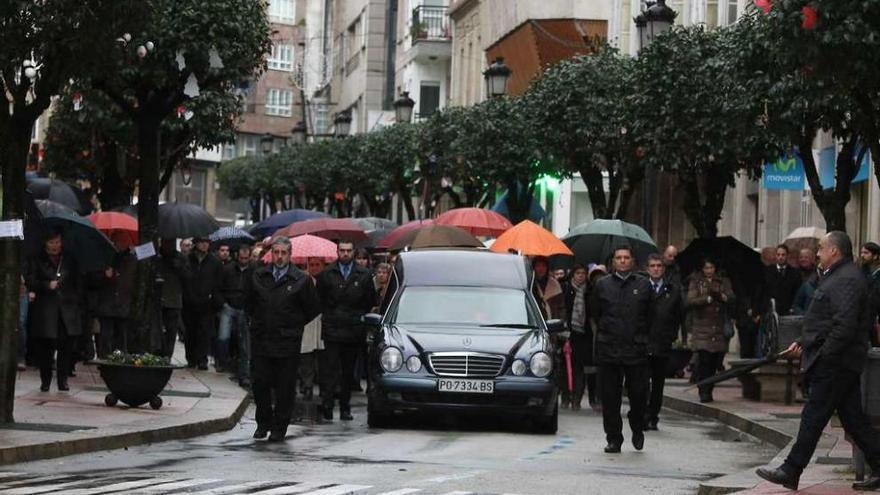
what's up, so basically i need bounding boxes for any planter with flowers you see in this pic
[97,351,181,410]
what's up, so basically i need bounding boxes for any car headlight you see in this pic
[406,355,422,373]
[381,347,403,372]
[529,352,552,377]
[511,359,527,376]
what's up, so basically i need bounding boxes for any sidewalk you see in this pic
[0,343,249,465]
[663,378,862,495]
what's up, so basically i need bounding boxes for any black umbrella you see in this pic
[209,226,254,250]
[26,178,89,214]
[24,191,46,259]
[562,219,658,266]
[158,203,220,239]
[688,351,789,390]
[677,236,764,302]
[35,199,77,217]
[41,213,116,273]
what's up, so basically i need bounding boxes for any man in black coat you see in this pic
[182,236,224,370]
[316,241,376,421]
[644,254,683,431]
[761,244,801,316]
[757,232,880,491]
[590,246,653,453]
[245,236,321,442]
[220,245,254,387]
[158,239,189,357]
[91,249,137,357]
[859,242,880,346]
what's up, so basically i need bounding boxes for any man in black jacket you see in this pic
[860,242,880,346]
[316,241,376,421]
[183,236,224,370]
[590,246,653,453]
[158,239,189,357]
[644,254,683,431]
[757,232,880,491]
[245,236,321,442]
[761,244,801,316]
[220,246,253,386]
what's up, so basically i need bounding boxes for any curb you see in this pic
[0,391,250,466]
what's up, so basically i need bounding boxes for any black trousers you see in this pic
[160,308,182,358]
[98,317,129,358]
[183,308,214,366]
[696,350,725,396]
[646,355,669,423]
[738,320,759,359]
[252,353,300,434]
[784,359,880,474]
[35,318,74,387]
[598,363,649,445]
[320,340,360,411]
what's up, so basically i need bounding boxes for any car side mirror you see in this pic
[545,319,565,333]
[362,313,383,327]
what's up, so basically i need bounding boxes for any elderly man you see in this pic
[590,246,653,453]
[797,248,817,282]
[757,232,880,491]
[245,237,321,442]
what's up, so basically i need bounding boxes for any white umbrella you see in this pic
[785,226,825,241]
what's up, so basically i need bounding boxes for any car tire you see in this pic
[534,403,558,434]
[367,407,392,429]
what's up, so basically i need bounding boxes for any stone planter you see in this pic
[96,361,180,410]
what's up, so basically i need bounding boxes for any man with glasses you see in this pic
[244,236,320,442]
[317,241,376,421]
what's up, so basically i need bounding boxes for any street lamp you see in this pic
[634,0,677,52]
[483,57,512,99]
[334,111,352,137]
[289,121,307,145]
[393,91,416,123]
[260,133,274,156]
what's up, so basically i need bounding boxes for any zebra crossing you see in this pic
[0,472,524,495]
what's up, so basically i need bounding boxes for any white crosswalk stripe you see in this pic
[0,473,523,495]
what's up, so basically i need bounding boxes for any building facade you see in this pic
[394,0,452,121]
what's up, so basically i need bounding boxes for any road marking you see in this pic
[2,476,95,495]
[135,478,223,492]
[296,485,373,495]
[59,477,160,494]
[372,489,422,495]
[423,470,486,484]
[250,482,333,494]
[186,480,280,494]
[437,492,473,495]
[0,475,70,488]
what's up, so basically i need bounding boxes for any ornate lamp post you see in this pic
[483,57,512,99]
[393,91,416,123]
[289,121,307,146]
[334,111,352,137]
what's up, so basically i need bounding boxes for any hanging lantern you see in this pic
[755,0,772,14]
[802,5,818,29]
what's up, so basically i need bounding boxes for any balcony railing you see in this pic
[411,5,451,43]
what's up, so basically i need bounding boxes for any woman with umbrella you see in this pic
[686,257,735,403]
[25,230,83,391]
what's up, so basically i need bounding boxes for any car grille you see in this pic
[428,353,505,378]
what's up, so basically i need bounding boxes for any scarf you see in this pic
[570,281,587,333]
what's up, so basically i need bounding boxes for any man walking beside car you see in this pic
[757,232,880,491]
[644,254,683,430]
[590,246,653,453]
[245,236,321,442]
[317,241,376,421]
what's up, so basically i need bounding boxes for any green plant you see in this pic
[105,350,171,367]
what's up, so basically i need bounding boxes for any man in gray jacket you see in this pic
[757,232,880,491]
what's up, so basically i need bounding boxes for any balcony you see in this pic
[406,5,452,62]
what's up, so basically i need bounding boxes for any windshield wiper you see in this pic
[478,323,539,329]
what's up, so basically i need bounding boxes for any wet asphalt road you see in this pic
[6,397,776,495]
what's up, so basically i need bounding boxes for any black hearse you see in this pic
[363,249,562,433]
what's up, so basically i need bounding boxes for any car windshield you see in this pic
[390,286,538,327]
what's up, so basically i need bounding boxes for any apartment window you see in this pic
[266,88,293,117]
[268,0,295,24]
[706,0,719,28]
[728,1,739,23]
[312,98,330,135]
[241,135,257,156]
[268,44,294,71]
[222,142,237,160]
[419,82,441,117]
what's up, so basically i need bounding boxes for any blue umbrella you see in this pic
[491,191,545,222]
[209,226,255,250]
[249,209,329,238]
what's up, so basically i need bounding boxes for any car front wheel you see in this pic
[533,403,558,434]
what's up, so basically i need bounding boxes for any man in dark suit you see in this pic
[182,236,224,370]
[316,241,376,421]
[644,254,683,431]
[761,244,802,316]
[757,232,880,491]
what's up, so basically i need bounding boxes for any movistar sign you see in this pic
[763,153,805,190]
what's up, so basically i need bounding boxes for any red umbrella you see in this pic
[87,211,138,249]
[375,219,433,250]
[262,234,339,265]
[274,217,367,241]
[435,207,513,237]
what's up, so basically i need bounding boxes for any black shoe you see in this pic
[340,410,353,421]
[321,404,333,421]
[253,427,268,439]
[645,419,659,431]
[756,466,799,490]
[853,474,880,491]
[604,443,622,453]
[197,363,208,371]
[40,383,50,392]
[239,380,252,390]
[267,430,286,442]
[632,431,644,451]
[186,362,196,368]
[699,392,714,403]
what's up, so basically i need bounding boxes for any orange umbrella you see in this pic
[435,207,513,237]
[489,220,573,257]
[87,211,139,249]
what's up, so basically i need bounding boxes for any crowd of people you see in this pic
[16,227,880,470]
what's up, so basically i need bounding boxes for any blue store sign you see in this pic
[764,153,805,190]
